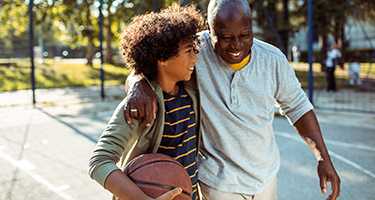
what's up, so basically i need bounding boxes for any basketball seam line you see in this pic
[127,160,183,176]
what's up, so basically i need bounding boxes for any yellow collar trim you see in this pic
[227,53,251,71]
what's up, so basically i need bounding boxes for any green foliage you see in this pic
[1,0,373,70]
[349,0,375,26]
[0,1,29,37]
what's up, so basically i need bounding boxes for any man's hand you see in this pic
[318,160,341,200]
[293,110,340,200]
[124,79,158,127]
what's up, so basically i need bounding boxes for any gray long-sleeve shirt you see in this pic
[196,31,313,194]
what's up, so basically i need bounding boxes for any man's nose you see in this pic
[230,37,243,48]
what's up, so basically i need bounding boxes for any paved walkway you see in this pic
[0,86,125,200]
[0,86,374,199]
[0,106,112,200]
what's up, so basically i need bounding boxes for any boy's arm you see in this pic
[124,72,158,127]
[105,170,182,200]
[89,99,181,200]
[293,110,341,200]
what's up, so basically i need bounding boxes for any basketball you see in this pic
[118,153,192,200]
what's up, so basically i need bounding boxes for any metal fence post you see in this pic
[29,0,36,105]
[154,0,157,12]
[99,0,105,100]
[308,0,314,105]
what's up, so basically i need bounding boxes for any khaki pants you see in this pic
[198,176,277,200]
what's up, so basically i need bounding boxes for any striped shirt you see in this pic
[157,85,198,200]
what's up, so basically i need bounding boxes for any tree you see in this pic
[250,0,295,57]
[350,0,375,25]
[291,0,375,69]
[102,0,146,65]
[52,0,98,66]
[0,0,211,63]
[0,1,30,58]
[0,0,64,59]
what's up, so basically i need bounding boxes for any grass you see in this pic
[0,58,131,92]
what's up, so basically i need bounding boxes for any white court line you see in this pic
[0,150,74,200]
[328,150,375,179]
[324,140,375,152]
[275,131,375,179]
[275,131,375,151]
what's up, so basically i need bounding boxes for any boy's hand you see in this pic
[115,187,182,200]
[124,79,158,127]
[155,188,182,200]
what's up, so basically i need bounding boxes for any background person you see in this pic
[325,43,342,92]
[123,0,341,199]
[88,5,203,200]
[349,61,361,85]
[292,44,301,65]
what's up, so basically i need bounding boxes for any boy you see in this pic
[88,5,203,200]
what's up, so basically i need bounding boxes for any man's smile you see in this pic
[229,52,242,57]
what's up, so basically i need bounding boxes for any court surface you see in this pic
[0,99,374,200]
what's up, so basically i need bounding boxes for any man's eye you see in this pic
[221,36,232,40]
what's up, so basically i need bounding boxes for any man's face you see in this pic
[209,7,253,64]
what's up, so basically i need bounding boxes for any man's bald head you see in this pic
[207,0,252,28]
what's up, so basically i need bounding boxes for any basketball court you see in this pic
[0,92,374,199]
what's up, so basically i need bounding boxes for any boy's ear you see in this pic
[157,60,165,67]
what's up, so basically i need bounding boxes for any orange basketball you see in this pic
[120,153,192,200]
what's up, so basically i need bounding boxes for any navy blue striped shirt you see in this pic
[157,85,198,200]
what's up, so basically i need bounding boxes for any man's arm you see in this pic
[124,72,158,127]
[293,110,341,200]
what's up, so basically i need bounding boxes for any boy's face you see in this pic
[160,41,199,82]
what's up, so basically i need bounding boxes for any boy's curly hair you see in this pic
[119,4,204,81]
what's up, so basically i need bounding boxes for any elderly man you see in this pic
[124,0,340,199]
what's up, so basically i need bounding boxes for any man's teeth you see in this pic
[188,67,194,70]
[230,52,241,56]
